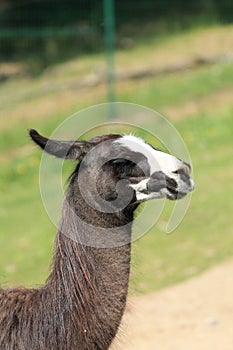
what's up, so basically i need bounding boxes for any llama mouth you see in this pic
[166,188,186,200]
[166,174,194,200]
[165,176,178,200]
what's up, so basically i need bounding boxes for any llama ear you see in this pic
[29,129,92,160]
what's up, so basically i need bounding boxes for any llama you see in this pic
[0,129,194,350]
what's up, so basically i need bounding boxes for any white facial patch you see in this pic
[116,134,183,176]
[115,134,194,201]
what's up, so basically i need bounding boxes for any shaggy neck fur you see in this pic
[0,170,133,350]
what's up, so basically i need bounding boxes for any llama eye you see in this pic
[173,167,189,176]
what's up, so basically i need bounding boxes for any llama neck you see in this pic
[45,186,133,349]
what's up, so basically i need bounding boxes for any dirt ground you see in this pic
[111,258,233,350]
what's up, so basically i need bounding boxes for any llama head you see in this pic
[30,129,194,209]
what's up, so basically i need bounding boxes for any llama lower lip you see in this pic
[167,190,187,200]
[167,188,179,200]
[167,193,177,200]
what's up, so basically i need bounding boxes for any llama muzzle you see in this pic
[130,162,194,202]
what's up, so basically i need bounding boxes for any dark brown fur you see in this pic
[0,131,140,350]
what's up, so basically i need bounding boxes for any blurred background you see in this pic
[0,0,232,300]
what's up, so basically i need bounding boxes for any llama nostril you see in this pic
[173,165,190,176]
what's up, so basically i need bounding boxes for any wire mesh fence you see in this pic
[0,0,231,63]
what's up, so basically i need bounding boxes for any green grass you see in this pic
[0,24,233,293]
[118,63,233,108]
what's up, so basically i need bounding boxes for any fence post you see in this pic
[103,0,116,120]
